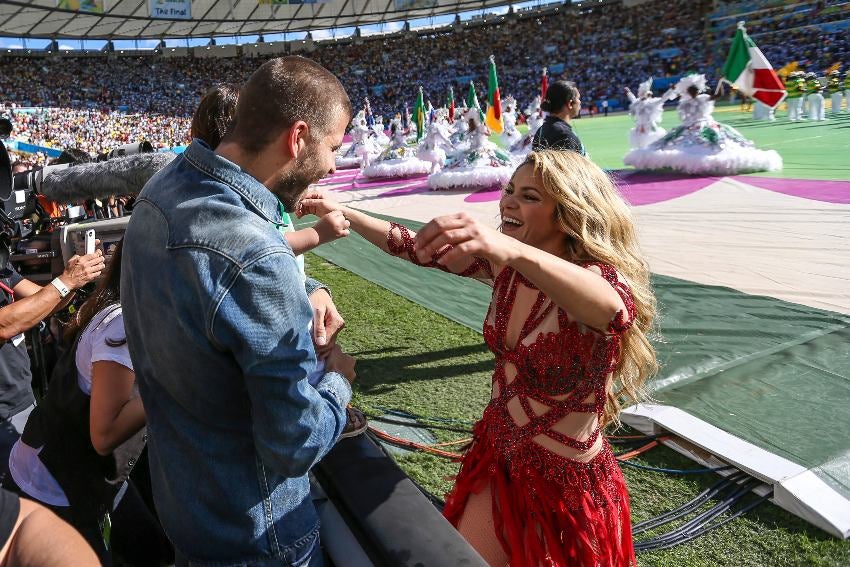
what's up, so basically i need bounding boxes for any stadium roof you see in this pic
[0,0,517,39]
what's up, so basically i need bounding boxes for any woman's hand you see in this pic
[413,213,523,266]
[297,190,343,218]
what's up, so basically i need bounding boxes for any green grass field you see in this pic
[306,254,850,567]
[556,104,850,181]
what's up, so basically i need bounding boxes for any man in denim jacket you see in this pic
[121,57,355,566]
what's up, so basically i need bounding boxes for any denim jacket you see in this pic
[121,140,352,566]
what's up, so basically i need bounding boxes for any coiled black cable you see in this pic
[632,471,749,534]
[636,491,773,552]
[634,477,766,551]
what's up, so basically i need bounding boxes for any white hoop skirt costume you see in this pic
[362,126,432,179]
[429,110,516,190]
[624,87,781,175]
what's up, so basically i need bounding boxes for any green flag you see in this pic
[412,86,425,141]
[466,81,484,121]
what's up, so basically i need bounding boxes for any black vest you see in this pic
[0,278,34,419]
[21,304,146,517]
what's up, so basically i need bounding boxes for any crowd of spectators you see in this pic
[309,0,712,115]
[0,0,711,126]
[0,0,848,159]
[4,107,190,161]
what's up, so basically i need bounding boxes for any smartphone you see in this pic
[85,229,96,255]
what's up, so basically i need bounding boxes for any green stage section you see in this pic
[558,106,850,181]
[300,212,850,499]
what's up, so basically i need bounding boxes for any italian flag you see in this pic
[721,23,786,109]
[485,55,503,133]
[447,86,455,123]
[412,86,425,141]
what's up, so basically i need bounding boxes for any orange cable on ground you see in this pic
[432,438,473,447]
[367,426,465,461]
[615,437,671,461]
[368,419,668,463]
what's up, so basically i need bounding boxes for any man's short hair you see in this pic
[226,57,352,153]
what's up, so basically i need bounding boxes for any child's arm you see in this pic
[285,210,350,256]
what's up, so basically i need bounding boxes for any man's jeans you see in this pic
[174,530,324,567]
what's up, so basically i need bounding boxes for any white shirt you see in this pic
[9,306,133,507]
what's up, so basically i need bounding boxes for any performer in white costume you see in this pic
[785,71,806,121]
[805,73,826,121]
[336,111,368,169]
[362,119,433,179]
[499,96,523,148]
[371,116,390,146]
[416,120,453,174]
[827,70,843,116]
[624,78,675,149]
[509,96,544,157]
[624,74,782,174]
[356,128,383,170]
[428,107,515,190]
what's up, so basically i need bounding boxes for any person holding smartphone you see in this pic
[0,244,105,483]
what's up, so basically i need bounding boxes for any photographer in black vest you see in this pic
[0,250,105,478]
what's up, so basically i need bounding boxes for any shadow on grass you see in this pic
[352,343,493,394]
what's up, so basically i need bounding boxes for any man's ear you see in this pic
[286,121,310,160]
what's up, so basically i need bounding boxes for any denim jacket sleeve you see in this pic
[305,277,330,298]
[210,250,352,478]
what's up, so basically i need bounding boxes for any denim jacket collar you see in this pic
[183,139,284,228]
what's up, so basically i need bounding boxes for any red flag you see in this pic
[541,67,549,100]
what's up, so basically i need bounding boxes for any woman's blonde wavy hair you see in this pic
[522,150,658,427]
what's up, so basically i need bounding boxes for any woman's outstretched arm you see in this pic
[415,213,630,332]
[298,191,493,282]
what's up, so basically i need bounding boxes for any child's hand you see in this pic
[297,190,341,218]
[314,210,351,244]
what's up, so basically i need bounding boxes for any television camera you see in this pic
[0,138,151,393]
[0,139,152,284]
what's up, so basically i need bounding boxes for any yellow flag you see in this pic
[826,62,842,75]
[777,61,798,78]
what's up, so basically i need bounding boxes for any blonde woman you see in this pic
[299,150,657,566]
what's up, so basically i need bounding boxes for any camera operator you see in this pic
[0,246,105,473]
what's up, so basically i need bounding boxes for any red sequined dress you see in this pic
[388,223,637,567]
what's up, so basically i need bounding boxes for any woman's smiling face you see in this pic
[499,163,566,254]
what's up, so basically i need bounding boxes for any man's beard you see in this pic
[272,147,326,213]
